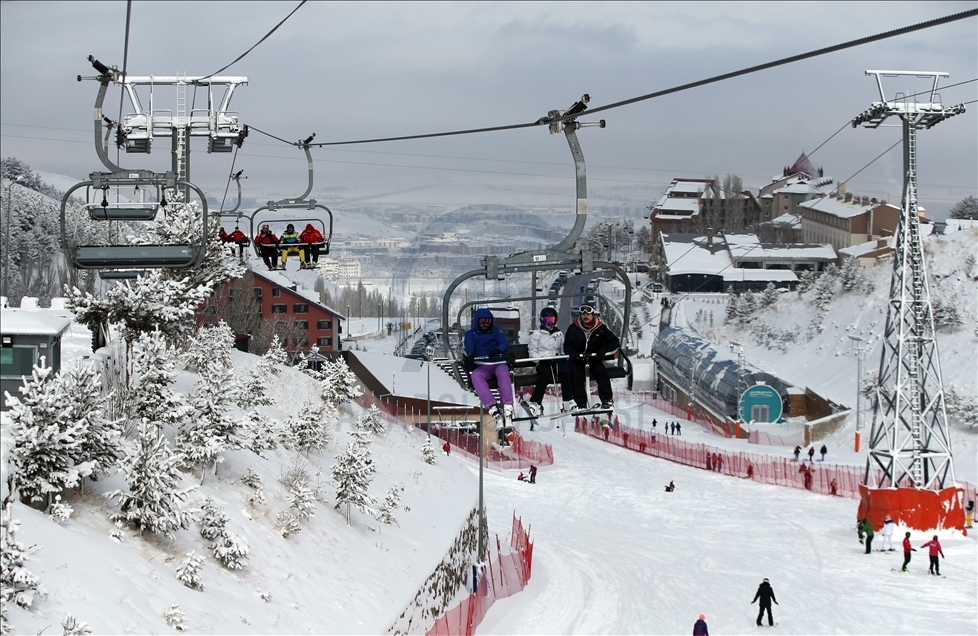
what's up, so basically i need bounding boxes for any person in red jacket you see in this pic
[299,223,325,268]
[254,224,280,270]
[921,535,945,575]
[901,531,917,572]
[228,226,249,258]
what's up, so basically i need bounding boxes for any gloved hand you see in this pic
[489,349,502,358]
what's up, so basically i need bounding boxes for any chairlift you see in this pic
[98,269,146,280]
[440,95,632,391]
[248,137,334,258]
[217,170,247,226]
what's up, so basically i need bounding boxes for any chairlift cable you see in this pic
[250,9,977,148]
[114,1,133,176]
[199,0,307,81]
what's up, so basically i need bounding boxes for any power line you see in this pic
[200,1,306,80]
[249,8,977,148]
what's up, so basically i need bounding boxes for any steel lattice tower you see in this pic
[851,70,965,490]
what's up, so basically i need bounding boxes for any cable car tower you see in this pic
[851,70,965,529]
[61,56,247,272]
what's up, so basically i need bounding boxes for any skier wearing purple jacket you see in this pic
[464,308,514,430]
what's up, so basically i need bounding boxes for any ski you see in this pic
[550,407,613,420]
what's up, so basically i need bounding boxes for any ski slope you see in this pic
[476,411,977,635]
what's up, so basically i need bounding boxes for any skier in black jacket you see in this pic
[564,304,620,409]
[752,578,778,626]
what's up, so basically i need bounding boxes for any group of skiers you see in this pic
[251,223,326,270]
[463,305,620,435]
[792,444,827,462]
[859,516,946,575]
[652,418,682,435]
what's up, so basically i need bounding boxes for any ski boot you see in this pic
[503,404,515,427]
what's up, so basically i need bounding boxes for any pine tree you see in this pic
[1,497,44,612]
[107,419,196,538]
[241,468,266,506]
[281,401,331,454]
[332,431,377,525]
[48,495,73,524]
[61,362,121,482]
[211,531,249,570]
[240,409,278,456]
[421,437,436,464]
[264,335,288,369]
[322,358,362,407]
[237,358,273,409]
[198,497,229,541]
[798,270,815,293]
[376,484,404,526]
[359,405,386,435]
[177,356,242,475]
[163,601,187,631]
[61,613,92,635]
[176,551,205,590]
[184,322,234,373]
[761,283,780,307]
[6,362,94,505]
[130,330,191,429]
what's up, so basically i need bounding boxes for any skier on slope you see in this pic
[880,516,896,551]
[752,577,778,626]
[901,531,917,573]
[693,614,709,636]
[921,535,945,575]
[859,518,875,554]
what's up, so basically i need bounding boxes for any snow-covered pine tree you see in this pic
[198,497,229,541]
[240,409,278,456]
[48,495,73,523]
[61,613,92,636]
[263,334,288,369]
[61,361,121,482]
[1,495,45,613]
[211,531,249,569]
[177,355,242,476]
[237,358,273,409]
[322,358,362,407]
[163,601,187,631]
[812,265,839,309]
[176,551,205,590]
[281,401,330,454]
[6,362,94,505]
[331,430,377,525]
[359,405,386,435]
[798,270,815,293]
[761,283,779,307]
[184,321,234,373]
[421,437,436,464]
[107,419,196,538]
[376,484,404,526]
[130,330,191,430]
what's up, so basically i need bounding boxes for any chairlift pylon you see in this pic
[440,95,631,389]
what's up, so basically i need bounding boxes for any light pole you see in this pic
[848,334,867,452]
[3,175,23,299]
[425,345,434,439]
[731,340,745,434]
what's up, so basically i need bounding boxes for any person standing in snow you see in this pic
[706,452,713,471]
[676,422,682,435]
[529,465,537,484]
[793,445,801,461]
[442,442,451,456]
[880,516,896,551]
[819,444,828,461]
[693,614,709,636]
[921,535,945,575]
[807,446,815,462]
[966,500,974,529]
[752,578,778,626]
[716,455,724,474]
[860,518,874,554]
[464,308,515,434]
[901,531,917,572]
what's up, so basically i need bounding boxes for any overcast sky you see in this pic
[1,2,975,216]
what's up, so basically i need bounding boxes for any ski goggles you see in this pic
[543,316,557,325]
[579,305,595,314]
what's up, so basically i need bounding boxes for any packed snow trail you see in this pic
[475,418,976,635]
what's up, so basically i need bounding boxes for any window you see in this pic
[274,321,289,333]
[228,288,235,298]
[253,288,262,299]
[296,321,308,330]
[0,345,37,378]
[317,336,332,348]
[317,320,332,330]
[272,287,282,298]
[272,304,287,314]
[293,304,308,314]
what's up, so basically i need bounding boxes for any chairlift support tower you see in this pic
[851,70,964,491]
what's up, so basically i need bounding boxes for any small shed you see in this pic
[1,300,74,410]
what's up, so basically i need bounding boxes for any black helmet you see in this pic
[540,306,558,326]
[287,223,295,231]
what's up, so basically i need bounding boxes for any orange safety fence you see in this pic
[428,514,534,636]
[357,394,554,469]
[575,416,977,509]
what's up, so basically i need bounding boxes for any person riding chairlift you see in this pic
[299,223,325,269]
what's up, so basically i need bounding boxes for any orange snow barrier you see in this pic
[857,485,967,534]
[427,514,534,636]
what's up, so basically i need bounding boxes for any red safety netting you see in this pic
[357,394,554,469]
[428,514,534,636]
[575,416,977,508]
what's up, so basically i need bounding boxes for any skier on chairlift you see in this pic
[463,308,515,437]
[525,306,575,420]
[564,303,620,411]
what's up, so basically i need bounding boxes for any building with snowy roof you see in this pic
[798,193,901,252]
[1,297,74,409]
[649,178,760,240]
[652,231,836,293]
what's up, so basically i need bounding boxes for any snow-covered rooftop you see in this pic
[776,181,829,195]
[349,350,480,406]
[724,232,836,261]
[667,180,708,195]
[799,196,875,219]
[721,269,798,282]
[0,308,74,336]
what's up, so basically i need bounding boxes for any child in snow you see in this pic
[859,518,874,554]
[442,442,451,456]
[880,516,896,551]
[693,614,709,636]
[901,531,917,572]
[966,500,974,529]
[921,535,944,575]
[665,481,675,492]
[752,578,778,626]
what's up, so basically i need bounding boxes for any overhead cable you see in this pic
[200,1,306,80]
[249,8,977,148]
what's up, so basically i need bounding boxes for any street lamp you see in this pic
[425,345,435,439]
[3,175,24,299]
[730,340,745,434]
[848,334,867,452]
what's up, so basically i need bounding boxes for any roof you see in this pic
[725,232,836,261]
[668,181,708,195]
[653,197,700,214]
[798,196,875,219]
[347,350,480,405]
[659,234,733,276]
[1,309,74,337]
[777,181,828,195]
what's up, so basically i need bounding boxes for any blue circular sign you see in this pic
[740,384,783,423]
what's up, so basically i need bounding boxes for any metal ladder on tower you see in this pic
[175,72,187,184]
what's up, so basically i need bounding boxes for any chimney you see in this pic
[707,227,714,247]
[838,181,847,196]
[844,192,853,203]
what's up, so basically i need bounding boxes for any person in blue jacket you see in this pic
[464,308,514,429]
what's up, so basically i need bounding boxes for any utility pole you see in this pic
[848,335,866,452]
[852,70,963,490]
